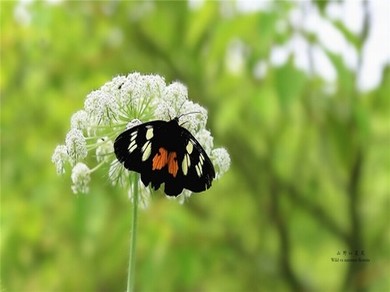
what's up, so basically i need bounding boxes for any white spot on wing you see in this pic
[182,154,190,175]
[130,131,137,142]
[193,154,204,174]
[128,142,137,153]
[199,154,204,165]
[146,127,154,140]
[182,158,188,175]
[186,141,193,154]
[128,139,136,150]
[141,141,152,161]
[195,164,202,177]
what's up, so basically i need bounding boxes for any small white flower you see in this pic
[84,90,100,116]
[65,128,87,165]
[120,74,165,118]
[154,101,175,121]
[195,129,214,155]
[117,73,142,109]
[109,159,129,188]
[142,74,166,100]
[179,101,208,133]
[96,137,114,163]
[154,82,188,120]
[70,110,88,130]
[84,90,119,126]
[51,145,68,174]
[163,82,188,107]
[71,163,91,194]
[211,148,231,179]
[101,75,127,94]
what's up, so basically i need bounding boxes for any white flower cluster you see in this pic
[71,163,91,194]
[51,73,230,206]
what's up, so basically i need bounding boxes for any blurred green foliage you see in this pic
[1,1,389,291]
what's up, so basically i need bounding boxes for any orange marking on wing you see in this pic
[152,147,168,170]
[167,152,178,177]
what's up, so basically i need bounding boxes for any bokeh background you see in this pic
[1,1,389,291]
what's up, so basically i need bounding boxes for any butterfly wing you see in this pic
[114,120,166,185]
[180,127,215,192]
[114,120,215,196]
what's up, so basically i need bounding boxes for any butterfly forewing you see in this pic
[114,121,164,172]
[114,118,215,196]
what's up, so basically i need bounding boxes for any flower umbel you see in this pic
[65,128,87,166]
[51,145,68,174]
[52,73,230,206]
[71,163,91,194]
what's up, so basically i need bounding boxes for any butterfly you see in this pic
[114,117,215,196]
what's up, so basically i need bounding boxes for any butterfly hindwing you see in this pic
[178,128,215,193]
[114,118,215,196]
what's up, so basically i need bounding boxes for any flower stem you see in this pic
[127,174,139,292]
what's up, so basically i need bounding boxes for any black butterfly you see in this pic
[114,117,215,196]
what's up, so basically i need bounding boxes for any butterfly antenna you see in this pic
[177,111,202,119]
[178,111,203,127]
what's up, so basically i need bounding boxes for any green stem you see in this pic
[127,174,139,292]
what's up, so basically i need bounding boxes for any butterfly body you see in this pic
[114,118,215,196]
